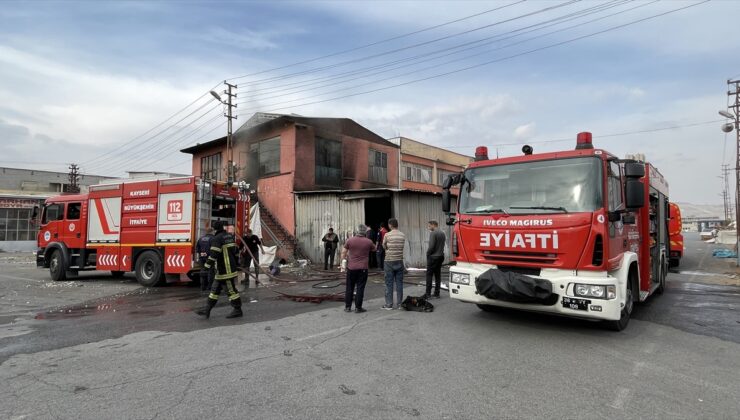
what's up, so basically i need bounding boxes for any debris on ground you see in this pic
[712,249,737,258]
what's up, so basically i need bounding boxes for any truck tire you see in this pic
[605,275,633,331]
[111,271,126,279]
[669,258,679,268]
[135,251,164,287]
[656,258,667,295]
[49,249,67,282]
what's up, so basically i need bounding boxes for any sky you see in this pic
[1,0,739,204]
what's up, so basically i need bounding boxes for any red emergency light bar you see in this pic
[475,146,489,161]
[576,132,594,150]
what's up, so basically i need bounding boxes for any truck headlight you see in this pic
[574,283,616,300]
[450,273,470,285]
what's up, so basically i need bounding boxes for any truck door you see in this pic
[606,161,629,264]
[62,201,84,249]
[38,202,64,247]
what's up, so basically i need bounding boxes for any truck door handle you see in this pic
[623,239,628,247]
[76,233,81,238]
[53,233,58,239]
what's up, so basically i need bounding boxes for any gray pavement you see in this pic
[1,234,740,419]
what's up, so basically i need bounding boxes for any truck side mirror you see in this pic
[442,189,451,213]
[442,173,461,190]
[624,162,645,178]
[625,180,644,209]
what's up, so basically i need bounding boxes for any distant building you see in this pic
[0,167,116,251]
[181,113,472,266]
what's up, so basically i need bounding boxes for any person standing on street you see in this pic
[241,228,265,286]
[340,224,376,313]
[382,218,406,310]
[365,225,377,268]
[425,221,446,299]
[196,227,215,292]
[195,221,243,319]
[321,227,339,270]
[376,222,388,270]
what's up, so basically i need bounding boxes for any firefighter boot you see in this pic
[226,297,243,318]
[195,298,217,319]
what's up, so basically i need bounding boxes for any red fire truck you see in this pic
[441,133,669,331]
[668,202,683,267]
[35,177,250,286]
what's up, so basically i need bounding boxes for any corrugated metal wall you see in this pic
[392,192,456,267]
[294,194,364,263]
[295,191,456,267]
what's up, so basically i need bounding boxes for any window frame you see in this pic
[66,202,82,220]
[200,153,222,181]
[41,203,64,225]
[368,149,388,184]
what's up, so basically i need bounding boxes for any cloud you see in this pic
[513,122,535,140]
[201,27,279,50]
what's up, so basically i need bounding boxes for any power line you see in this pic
[84,102,222,173]
[226,1,526,81]
[82,82,221,166]
[235,0,649,113]
[232,0,579,87]
[233,1,708,118]
[98,111,226,175]
[427,119,725,151]
[235,0,633,105]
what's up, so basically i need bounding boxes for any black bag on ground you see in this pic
[475,269,556,304]
[401,295,434,312]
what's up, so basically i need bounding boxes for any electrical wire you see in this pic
[227,2,527,82]
[87,104,223,174]
[233,1,709,119]
[234,0,650,114]
[232,0,579,87]
[234,0,633,105]
[82,82,221,166]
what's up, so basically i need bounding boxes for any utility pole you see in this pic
[224,82,238,186]
[210,81,238,186]
[721,164,732,222]
[722,79,740,265]
[68,163,80,193]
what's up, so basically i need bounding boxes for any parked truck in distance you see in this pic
[35,176,250,287]
[668,202,683,267]
[441,132,669,331]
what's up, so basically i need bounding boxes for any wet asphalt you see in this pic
[1,232,739,364]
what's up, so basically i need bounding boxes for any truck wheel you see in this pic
[605,279,633,331]
[656,259,667,295]
[111,271,126,279]
[669,258,679,268]
[135,251,164,287]
[49,249,67,282]
[477,304,503,313]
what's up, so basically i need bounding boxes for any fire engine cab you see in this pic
[441,133,669,331]
[35,176,249,287]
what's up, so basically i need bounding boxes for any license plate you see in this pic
[562,297,590,311]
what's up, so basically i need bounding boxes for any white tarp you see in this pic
[247,203,274,266]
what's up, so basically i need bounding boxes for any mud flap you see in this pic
[475,269,558,305]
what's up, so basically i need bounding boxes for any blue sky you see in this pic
[1,0,739,204]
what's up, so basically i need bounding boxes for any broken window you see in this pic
[201,153,222,181]
[315,137,342,186]
[369,149,388,184]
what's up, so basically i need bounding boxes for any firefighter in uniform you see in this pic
[196,228,215,292]
[195,221,243,319]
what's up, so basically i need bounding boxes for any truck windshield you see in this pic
[459,157,603,215]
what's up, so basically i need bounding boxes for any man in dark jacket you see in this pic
[241,228,265,286]
[196,221,243,319]
[321,227,339,270]
[196,228,215,291]
[425,221,446,299]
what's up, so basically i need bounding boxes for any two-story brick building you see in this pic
[181,113,471,266]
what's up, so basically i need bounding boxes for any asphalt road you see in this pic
[1,233,739,419]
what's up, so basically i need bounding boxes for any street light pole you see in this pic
[721,79,740,266]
